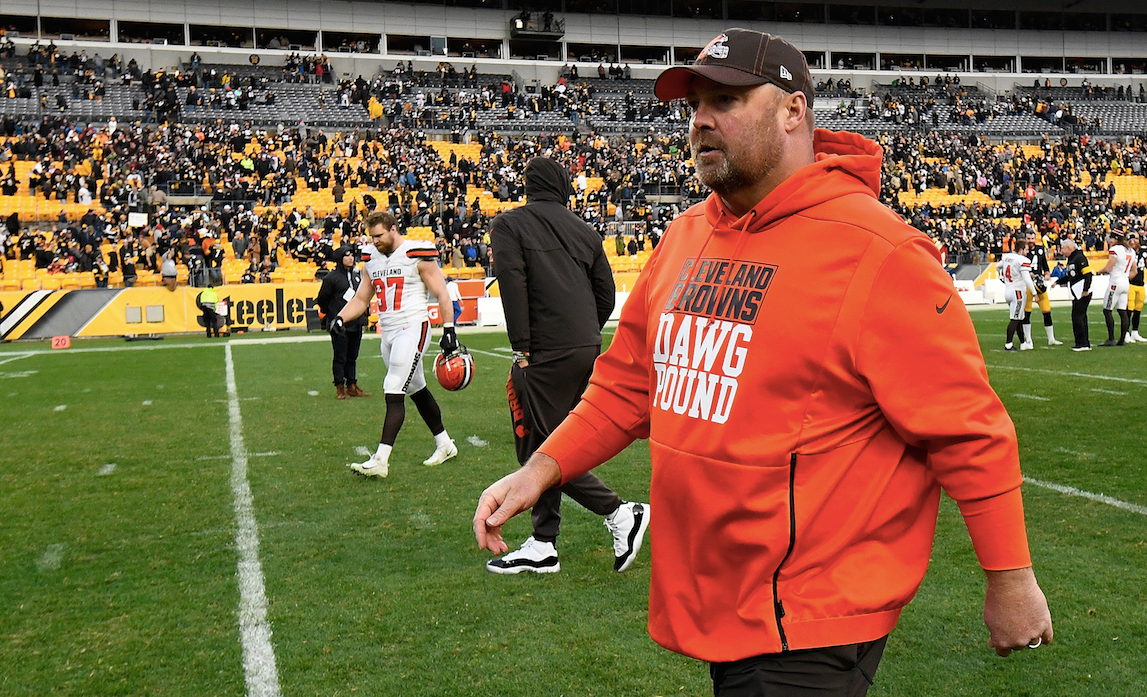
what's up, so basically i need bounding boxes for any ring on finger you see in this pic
[1027,637,1042,649]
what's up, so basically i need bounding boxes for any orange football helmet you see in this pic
[434,346,474,391]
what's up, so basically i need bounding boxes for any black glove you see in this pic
[329,316,346,337]
[1033,275,1047,294]
[439,325,458,355]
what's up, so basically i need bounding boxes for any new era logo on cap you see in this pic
[653,28,813,107]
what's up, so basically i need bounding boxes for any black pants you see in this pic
[506,345,621,540]
[332,328,362,386]
[710,636,889,697]
[202,308,219,337]
[1072,295,1091,348]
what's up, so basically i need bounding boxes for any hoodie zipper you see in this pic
[771,452,798,652]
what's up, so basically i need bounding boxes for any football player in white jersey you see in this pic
[997,236,1037,351]
[1126,232,1145,343]
[331,211,459,477]
[1099,229,1135,347]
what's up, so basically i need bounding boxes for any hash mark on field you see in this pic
[0,370,37,379]
[355,446,372,457]
[142,400,153,406]
[97,463,117,476]
[467,435,489,447]
[198,454,230,461]
[36,544,64,572]
[306,390,319,396]
[1055,447,1095,458]
[1013,394,1050,401]
[223,343,282,697]
[988,364,1147,386]
[53,404,67,412]
[1025,477,1147,516]
[1091,388,1128,396]
[250,452,279,458]
[409,511,433,529]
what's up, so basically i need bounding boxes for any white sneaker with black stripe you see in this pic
[348,455,389,478]
[485,536,560,574]
[605,501,650,572]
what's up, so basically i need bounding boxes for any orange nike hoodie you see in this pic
[539,129,1031,661]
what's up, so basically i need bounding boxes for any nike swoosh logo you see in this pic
[936,296,953,314]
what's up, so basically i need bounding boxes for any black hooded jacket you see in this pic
[490,157,615,352]
[314,246,367,330]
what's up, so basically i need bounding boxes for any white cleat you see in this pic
[1048,338,1063,346]
[1020,341,1034,351]
[348,456,389,478]
[422,440,458,467]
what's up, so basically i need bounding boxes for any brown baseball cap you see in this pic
[654,28,813,107]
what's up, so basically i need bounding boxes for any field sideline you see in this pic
[2,308,1145,696]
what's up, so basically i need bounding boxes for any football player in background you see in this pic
[1099,230,1134,347]
[998,236,1037,351]
[1023,229,1061,348]
[1126,232,1145,343]
[331,211,459,478]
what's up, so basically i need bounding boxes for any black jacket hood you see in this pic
[524,157,572,206]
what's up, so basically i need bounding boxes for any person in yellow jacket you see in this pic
[196,285,222,338]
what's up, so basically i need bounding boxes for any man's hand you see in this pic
[984,567,1054,656]
[328,316,346,337]
[473,454,562,554]
[439,325,458,355]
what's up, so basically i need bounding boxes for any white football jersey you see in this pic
[1107,244,1135,282]
[363,239,440,330]
[998,251,1033,292]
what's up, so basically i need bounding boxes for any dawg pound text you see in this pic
[652,314,751,425]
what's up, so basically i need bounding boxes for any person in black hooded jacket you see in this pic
[485,157,649,575]
[315,245,371,399]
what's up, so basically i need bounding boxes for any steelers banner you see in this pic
[0,283,320,340]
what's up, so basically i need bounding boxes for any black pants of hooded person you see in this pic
[331,328,362,386]
[506,345,621,541]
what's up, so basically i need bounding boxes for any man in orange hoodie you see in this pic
[474,29,1053,696]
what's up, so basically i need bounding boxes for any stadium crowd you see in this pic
[4,59,1147,284]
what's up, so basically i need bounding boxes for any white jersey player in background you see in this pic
[331,211,460,477]
[997,236,1037,352]
[1099,229,1135,347]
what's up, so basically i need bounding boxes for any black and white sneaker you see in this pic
[485,536,560,574]
[605,501,650,572]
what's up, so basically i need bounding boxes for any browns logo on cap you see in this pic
[654,28,813,107]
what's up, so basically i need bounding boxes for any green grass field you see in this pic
[2,306,1145,696]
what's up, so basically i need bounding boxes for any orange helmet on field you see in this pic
[434,346,475,391]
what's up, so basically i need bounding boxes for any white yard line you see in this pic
[987,364,1147,386]
[0,353,34,366]
[1025,476,1147,516]
[467,347,513,361]
[1012,394,1051,401]
[224,342,282,697]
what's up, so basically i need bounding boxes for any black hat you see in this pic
[654,28,813,107]
[335,245,357,259]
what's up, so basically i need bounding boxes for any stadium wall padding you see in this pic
[0,284,320,340]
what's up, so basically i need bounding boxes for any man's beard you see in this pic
[691,119,782,199]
